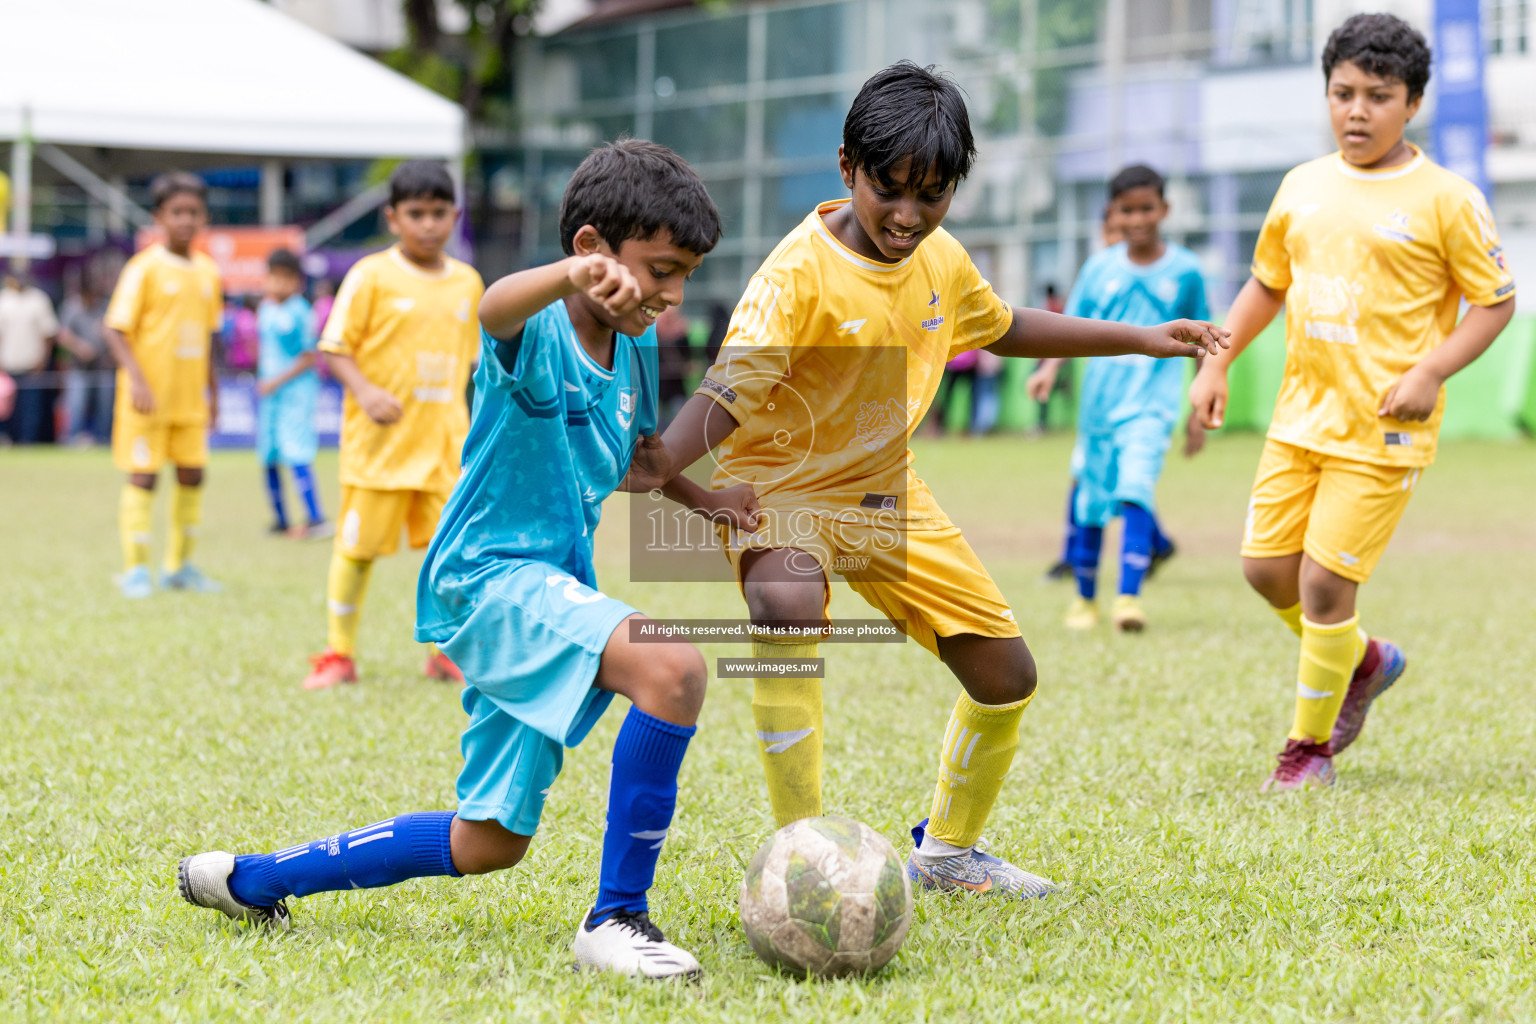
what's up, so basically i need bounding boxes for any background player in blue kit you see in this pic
[255,249,328,539]
[1029,165,1210,632]
[177,140,755,979]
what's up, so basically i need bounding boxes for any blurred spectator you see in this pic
[1032,282,1071,433]
[311,277,336,336]
[927,347,979,437]
[0,270,61,444]
[702,301,731,366]
[971,348,1005,434]
[58,270,116,445]
[222,294,261,369]
[654,304,692,429]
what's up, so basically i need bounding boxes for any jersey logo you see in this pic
[456,298,471,322]
[852,398,907,452]
[1488,245,1508,271]
[1294,203,1321,218]
[546,573,605,604]
[1302,273,1362,345]
[1383,431,1413,446]
[837,319,867,334]
[1372,208,1415,243]
[162,280,181,295]
[392,297,417,312]
[859,493,899,511]
[928,290,939,307]
[617,388,636,430]
[922,290,944,331]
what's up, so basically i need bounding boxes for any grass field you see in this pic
[3,435,1534,1023]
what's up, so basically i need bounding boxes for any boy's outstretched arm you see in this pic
[986,307,1228,362]
[1379,297,1515,421]
[480,253,642,341]
[1188,277,1287,429]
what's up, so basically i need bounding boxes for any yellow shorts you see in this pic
[1241,439,1423,583]
[337,486,448,561]
[112,416,208,473]
[718,510,1020,657]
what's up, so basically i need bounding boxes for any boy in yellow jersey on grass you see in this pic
[658,62,1228,898]
[1189,14,1516,792]
[303,162,485,690]
[103,172,223,599]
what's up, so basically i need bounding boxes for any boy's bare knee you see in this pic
[450,817,529,875]
[744,580,823,626]
[640,643,707,719]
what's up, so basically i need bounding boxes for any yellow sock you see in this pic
[1289,614,1365,743]
[1273,602,1303,638]
[750,636,823,827]
[326,552,373,657]
[927,692,1032,848]
[164,483,203,573]
[119,484,153,572]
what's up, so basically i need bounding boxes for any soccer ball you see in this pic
[739,815,913,978]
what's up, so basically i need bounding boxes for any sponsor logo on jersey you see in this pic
[922,289,944,330]
[1488,245,1507,271]
[1372,208,1415,243]
[1383,431,1413,446]
[617,387,636,429]
[859,492,899,511]
[698,376,737,403]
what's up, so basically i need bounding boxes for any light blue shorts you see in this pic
[434,559,637,836]
[1074,413,1175,527]
[257,381,319,466]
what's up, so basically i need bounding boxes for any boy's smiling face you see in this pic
[1111,185,1168,252]
[836,150,954,263]
[571,225,704,337]
[1327,59,1421,167]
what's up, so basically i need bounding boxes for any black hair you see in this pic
[388,160,456,207]
[558,139,721,256]
[1322,13,1432,101]
[1109,164,1166,200]
[267,248,302,275]
[150,171,207,211]
[843,61,976,190]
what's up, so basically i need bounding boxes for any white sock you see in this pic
[916,832,971,859]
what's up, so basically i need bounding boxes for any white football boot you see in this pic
[177,851,291,930]
[572,909,701,980]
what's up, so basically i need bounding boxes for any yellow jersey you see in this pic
[697,200,1014,527]
[319,247,484,493]
[1252,147,1516,467]
[105,245,223,425]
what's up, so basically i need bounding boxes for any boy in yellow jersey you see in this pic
[303,161,484,690]
[1190,14,1516,792]
[659,62,1228,898]
[103,172,224,599]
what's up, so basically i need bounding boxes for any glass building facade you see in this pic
[498,0,1381,314]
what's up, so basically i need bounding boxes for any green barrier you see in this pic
[983,313,1536,439]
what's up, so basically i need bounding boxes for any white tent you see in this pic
[0,0,464,159]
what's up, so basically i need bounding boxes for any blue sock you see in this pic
[1150,511,1173,557]
[1069,524,1103,600]
[264,463,288,530]
[590,707,696,925]
[1059,482,1079,564]
[226,811,460,907]
[1120,503,1156,596]
[292,463,324,524]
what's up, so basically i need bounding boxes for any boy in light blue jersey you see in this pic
[1031,165,1210,632]
[255,249,327,538]
[177,141,755,980]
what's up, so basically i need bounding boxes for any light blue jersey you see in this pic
[256,294,319,465]
[414,300,658,834]
[1068,243,1209,525]
[1068,243,1209,430]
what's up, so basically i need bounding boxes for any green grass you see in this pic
[2,435,1534,1023]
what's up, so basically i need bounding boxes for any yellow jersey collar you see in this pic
[1334,144,1425,182]
[811,199,914,274]
[150,244,197,270]
[388,245,455,281]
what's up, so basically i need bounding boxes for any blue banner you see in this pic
[211,376,343,450]
[1433,0,1491,201]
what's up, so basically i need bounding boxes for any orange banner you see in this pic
[135,226,305,293]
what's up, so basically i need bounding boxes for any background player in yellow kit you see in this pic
[103,172,223,599]
[659,62,1227,899]
[1189,14,1516,791]
[303,161,485,690]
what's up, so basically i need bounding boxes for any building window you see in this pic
[1487,0,1529,55]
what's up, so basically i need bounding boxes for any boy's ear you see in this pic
[570,225,612,257]
[837,146,856,190]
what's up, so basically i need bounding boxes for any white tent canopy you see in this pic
[0,0,464,159]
